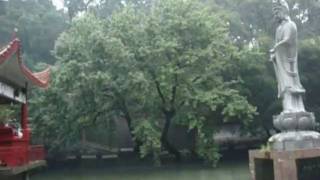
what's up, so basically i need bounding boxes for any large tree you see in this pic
[32,0,256,165]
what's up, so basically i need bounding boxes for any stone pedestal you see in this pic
[269,131,320,151]
[249,111,320,180]
[273,112,316,131]
[268,111,320,151]
[249,148,320,180]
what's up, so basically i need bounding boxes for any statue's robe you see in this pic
[274,19,305,112]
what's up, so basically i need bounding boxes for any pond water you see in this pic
[32,158,250,180]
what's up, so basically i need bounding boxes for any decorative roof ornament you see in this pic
[12,28,18,39]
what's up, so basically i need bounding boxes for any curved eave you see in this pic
[21,64,51,89]
[0,38,50,89]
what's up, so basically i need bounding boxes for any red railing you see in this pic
[0,145,45,167]
[29,145,45,162]
[0,145,27,167]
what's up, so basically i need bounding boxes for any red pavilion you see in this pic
[0,37,50,178]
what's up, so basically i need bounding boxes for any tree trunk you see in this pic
[161,110,181,161]
[188,128,198,159]
[120,99,142,154]
[126,119,143,154]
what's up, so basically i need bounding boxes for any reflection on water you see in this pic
[33,158,249,180]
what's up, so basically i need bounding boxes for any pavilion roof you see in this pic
[0,38,50,89]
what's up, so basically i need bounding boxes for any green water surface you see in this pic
[32,160,249,180]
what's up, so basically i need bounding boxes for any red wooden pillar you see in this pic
[21,103,30,141]
[21,103,30,163]
[21,103,28,129]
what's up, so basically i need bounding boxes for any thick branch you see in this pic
[92,110,104,124]
[155,80,167,105]
[161,109,180,161]
[150,71,167,106]
[115,92,143,153]
[170,73,178,107]
[120,97,133,128]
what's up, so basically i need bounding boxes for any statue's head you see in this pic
[272,0,290,23]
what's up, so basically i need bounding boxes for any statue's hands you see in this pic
[270,48,275,54]
[269,49,275,62]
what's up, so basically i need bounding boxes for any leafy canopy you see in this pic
[31,0,257,164]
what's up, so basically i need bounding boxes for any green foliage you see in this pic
[299,37,320,124]
[30,14,116,153]
[133,120,161,166]
[31,0,258,164]
[0,105,15,124]
[196,134,221,167]
[234,49,278,134]
[260,143,271,153]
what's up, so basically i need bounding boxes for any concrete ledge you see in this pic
[0,160,46,176]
